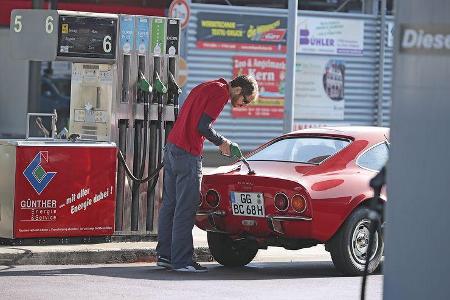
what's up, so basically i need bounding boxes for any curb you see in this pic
[0,247,213,266]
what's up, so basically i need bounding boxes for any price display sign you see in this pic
[10,9,118,63]
[57,14,117,60]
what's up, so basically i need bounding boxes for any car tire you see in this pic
[207,232,258,267]
[328,207,384,276]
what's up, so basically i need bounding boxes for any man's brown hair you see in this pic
[230,75,259,99]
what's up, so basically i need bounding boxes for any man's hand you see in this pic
[219,138,231,156]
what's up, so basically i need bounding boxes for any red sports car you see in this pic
[196,126,389,275]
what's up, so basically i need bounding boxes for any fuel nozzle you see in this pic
[154,71,168,94]
[138,71,152,94]
[230,142,255,175]
[168,72,182,95]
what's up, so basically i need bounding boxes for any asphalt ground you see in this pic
[0,260,383,300]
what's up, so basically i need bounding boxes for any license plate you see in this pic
[230,192,265,217]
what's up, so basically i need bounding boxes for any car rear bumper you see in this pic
[195,210,313,238]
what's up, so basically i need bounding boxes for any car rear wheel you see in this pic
[207,232,258,267]
[328,207,383,276]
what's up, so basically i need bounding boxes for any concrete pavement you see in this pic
[0,227,331,266]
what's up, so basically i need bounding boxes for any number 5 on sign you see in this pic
[14,15,22,32]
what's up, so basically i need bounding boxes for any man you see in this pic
[156,75,259,272]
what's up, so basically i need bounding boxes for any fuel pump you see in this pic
[4,10,119,242]
[165,18,182,141]
[114,15,137,232]
[128,16,151,232]
[8,9,183,238]
[145,16,168,232]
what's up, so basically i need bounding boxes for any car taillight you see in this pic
[274,193,288,211]
[291,194,307,213]
[206,189,220,208]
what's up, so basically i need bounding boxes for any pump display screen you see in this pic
[57,15,117,60]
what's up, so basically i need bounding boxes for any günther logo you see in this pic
[23,151,57,195]
[400,24,450,55]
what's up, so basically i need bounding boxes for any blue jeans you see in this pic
[156,143,202,268]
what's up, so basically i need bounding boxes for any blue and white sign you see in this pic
[297,17,364,56]
[23,151,57,195]
[120,15,135,54]
[137,17,150,54]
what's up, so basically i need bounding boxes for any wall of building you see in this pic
[184,3,394,153]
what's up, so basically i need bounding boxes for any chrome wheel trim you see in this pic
[350,219,379,266]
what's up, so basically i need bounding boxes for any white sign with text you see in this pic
[298,17,364,56]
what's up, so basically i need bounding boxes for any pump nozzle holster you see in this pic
[168,72,182,95]
[154,72,168,94]
[138,71,152,94]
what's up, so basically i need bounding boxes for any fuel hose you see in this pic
[117,149,164,184]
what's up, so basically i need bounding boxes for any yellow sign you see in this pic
[62,24,69,34]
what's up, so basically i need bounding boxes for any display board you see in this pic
[58,14,117,60]
[10,9,118,63]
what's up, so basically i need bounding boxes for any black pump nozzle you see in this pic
[168,72,182,95]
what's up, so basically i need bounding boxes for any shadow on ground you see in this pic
[0,261,351,281]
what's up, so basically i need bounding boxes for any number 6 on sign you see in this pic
[103,35,112,53]
[46,16,54,33]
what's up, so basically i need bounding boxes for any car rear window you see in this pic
[247,137,351,164]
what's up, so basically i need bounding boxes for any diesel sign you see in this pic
[400,24,450,55]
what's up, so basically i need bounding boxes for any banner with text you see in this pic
[232,56,285,118]
[197,12,287,53]
[14,146,117,238]
[295,57,345,120]
[298,17,364,56]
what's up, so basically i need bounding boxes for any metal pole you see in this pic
[376,0,386,126]
[27,0,44,115]
[283,0,298,133]
[179,0,191,107]
[45,0,58,76]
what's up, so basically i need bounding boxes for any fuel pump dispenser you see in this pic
[2,10,119,242]
[129,16,151,232]
[4,9,183,241]
[115,15,181,235]
[165,18,182,141]
[114,14,137,232]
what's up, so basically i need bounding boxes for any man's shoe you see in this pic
[156,256,172,269]
[174,262,208,273]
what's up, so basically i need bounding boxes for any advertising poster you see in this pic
[232,56,285,118]
[298,17,364,56]
[14,146,117,238]
[197,12,287,53]
[295,57,345,120]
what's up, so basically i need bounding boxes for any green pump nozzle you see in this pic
[138,71,152,93]
[230,142,255,175]
[154,72,168,94]
[230,142,243,159]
